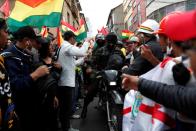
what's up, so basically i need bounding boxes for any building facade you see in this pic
[123,0,146,32]
[147,0,196,22]
[186,0,196,10]
[106,4,124,37]
[123,0,133,30]
[62,0,82,30]
[147,0,186,22]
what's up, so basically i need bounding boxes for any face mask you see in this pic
[166,46,173,56]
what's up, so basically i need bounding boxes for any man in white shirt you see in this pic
[57,31,90,131]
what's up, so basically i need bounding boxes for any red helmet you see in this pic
[165,10,196,41]
[154,11,182,35]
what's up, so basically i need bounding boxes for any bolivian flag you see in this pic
[121,30,134,39]
[61,20,77,33]
[7,0,64,32]
[57,27,63,47]
[40,26,48,37]
[75,19,87,42]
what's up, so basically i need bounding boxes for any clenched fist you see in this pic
[31,65,49,80]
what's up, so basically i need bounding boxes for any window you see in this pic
[73,21,75,28]
[128,16,132,30]
[132,14,138,24]
[158,8,165,22]
[67,12,70,24]
[186,0,196,10]
[133,0,136,8]
[137,4,142,24]
[147,13,154,19]
[147,0,154,6]
[147,1,186,22]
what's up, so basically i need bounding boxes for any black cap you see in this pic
[13,26,37,40]
[105,32,117,44]
[63,31,76,41]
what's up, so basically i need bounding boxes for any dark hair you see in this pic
[176,39,196,51]
[76,42,82,47]
[38,37,51,59]
[12,26,37,41]
[0,18,6,30]
[105,32,117,44]
[172,41,191,52]
[143,33,157,41]
[63,31,76,41]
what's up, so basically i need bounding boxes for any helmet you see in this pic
[165,10,196,41]
[155,11,182,35]
[105,32,118,44]
[138,19,159,34]
[95,33,104,42]
[129,36,139,43]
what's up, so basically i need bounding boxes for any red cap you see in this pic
[165,10,196,41]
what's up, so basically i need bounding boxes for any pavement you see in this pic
[71,97,108,131]
[58,97,108,131]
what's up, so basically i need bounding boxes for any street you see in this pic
[71,97,108,131]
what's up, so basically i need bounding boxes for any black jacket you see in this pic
[138,78,196,120]
[34,60,61,105]
[92,45,125,71]
[124,38,163,75]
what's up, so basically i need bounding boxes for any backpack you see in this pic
[35,74,57,105]
[106,49,125,70]
[33,61,59,105]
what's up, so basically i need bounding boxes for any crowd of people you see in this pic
[0,8,196,131]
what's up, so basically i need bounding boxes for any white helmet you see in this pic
[137,19,159,34]
[129,36,139,43]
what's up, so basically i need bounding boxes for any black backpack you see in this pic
[106,49,125,70]
[35,74,57,105]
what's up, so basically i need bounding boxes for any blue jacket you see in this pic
[4,45,35,106]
